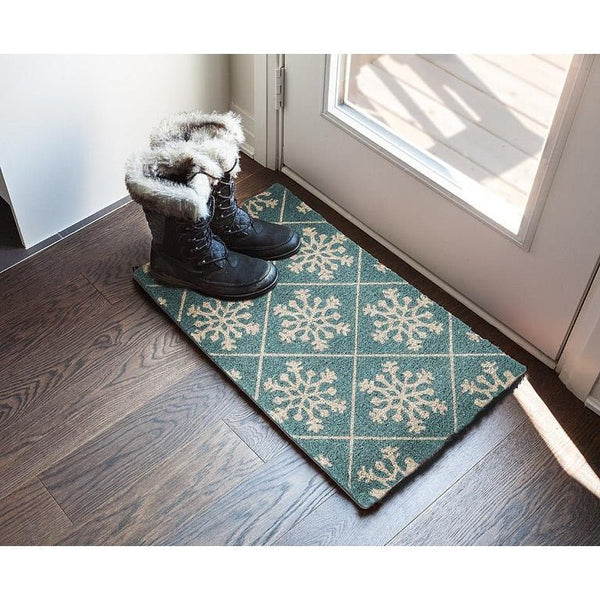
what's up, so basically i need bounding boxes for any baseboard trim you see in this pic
[240,142,255,159]
[231,102,255,159]
[281,165,556,369]
[584,395,600,417]
[0,195,131,274]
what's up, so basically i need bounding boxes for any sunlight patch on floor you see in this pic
[513,377,600,498]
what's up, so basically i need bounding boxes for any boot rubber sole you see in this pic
[148,269,278,301]
[264,240,302,260]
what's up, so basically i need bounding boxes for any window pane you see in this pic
[343,54,572,233]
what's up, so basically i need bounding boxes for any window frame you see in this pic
[321,54,593,250]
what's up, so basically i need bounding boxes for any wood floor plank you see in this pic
[537,54,572,71]
[387,418,599,546]
[0,275,108,373]
[238,153,265,181]
[419,54,558,126]
[0,478,73,545]
[369,54,549,156]
[501,476,600,546]
[236,172,278,202]
[355,61,540,194]
[274,393,526,545]
[56,420,263,545]
[0,201,145,307]
[39,368,248,523]
[79,205,151,304]
[0,293,159,433]
[0,303,198,500]
[162,448,335,545]
[0,294,125,430]
[223,403,289,462]
[478,54,568,97]
[0,274,102,340]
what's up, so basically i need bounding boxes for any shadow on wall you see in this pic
[0,167,23,249]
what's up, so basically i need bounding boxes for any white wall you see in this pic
[0,55,229,247]
[229,54,256,156]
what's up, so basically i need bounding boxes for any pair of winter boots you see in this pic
[125,111,300,300]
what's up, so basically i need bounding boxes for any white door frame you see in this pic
[253,54,284,170]
[557,262,600,411]
[253,53,600,407]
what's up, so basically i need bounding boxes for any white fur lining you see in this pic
[149,110,244,177]
[125,141,221,221]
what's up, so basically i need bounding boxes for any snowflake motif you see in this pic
[465,330,482,342]
[186,300,260,351]
[296,201,313,215]
[227,369,243,381]
[157,297,167,306]
[363,288,444,351]
[357,446,419,500]
[359,361,447,433]
[288,227,354,281]
[273,288,350,351]
[460,361,519,407]
[374,261,391,273]
[315,454,333,468]
[243,190,279,218]
[263,361,346,433]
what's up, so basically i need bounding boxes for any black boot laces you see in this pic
[213,177,252,235]
[180,198,228,267]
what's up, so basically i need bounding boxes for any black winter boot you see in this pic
[144,206,277,300]
[126,142,277,301]
[149,110,301,260]
[210,165,301,260]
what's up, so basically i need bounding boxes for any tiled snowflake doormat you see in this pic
[133,183,526,508]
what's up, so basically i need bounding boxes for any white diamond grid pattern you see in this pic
[134,183,526,508]
[222,185,508,485]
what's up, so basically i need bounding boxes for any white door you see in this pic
[281,54,600,364]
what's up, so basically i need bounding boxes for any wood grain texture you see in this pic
[56,420,262,545]
[79,209,151,304]
[274,393,526,545]
[223,403,289,462]
[0,296,173,437]
[0,478,73,545]
[0,292,122,430]
[39,368,250,522]
[501,476,600,546]
[0,274,104,355]
[163,449,335,546]
[0,301,198,500]
[0,154,598,546]
[388,418,600,546]
[0,202,145,306]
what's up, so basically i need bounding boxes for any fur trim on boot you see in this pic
[149,111,244,177]
[125,141,222,221]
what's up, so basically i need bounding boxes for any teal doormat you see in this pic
[133,183,526,509]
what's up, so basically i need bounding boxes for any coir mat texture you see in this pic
[133,183,526,509]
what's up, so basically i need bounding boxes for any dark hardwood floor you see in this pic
[1,155,599,545]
